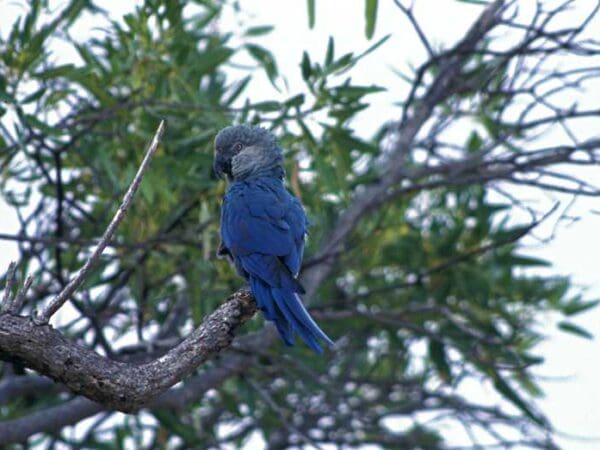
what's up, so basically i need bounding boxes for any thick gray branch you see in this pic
[0,290,256,412]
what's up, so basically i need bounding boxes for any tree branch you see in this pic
[0,398,103,446]
[302,0,506,296]
[0,289,256,413]
[0,375,62,405]
[1,1,597,445]
[36,120,166,323]
[0,262,17,314]
[0,337,258,445]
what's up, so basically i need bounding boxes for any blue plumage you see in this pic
[214,125,334,353]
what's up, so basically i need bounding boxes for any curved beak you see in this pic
[213,153,231,180]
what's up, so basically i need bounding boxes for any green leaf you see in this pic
[325,36,334,66]
[251,100,281,112]
[493,374,545,426]
[327,127,377,154]
[195,46,234,75]
[558,321,594,339]
[301,51,312,81]
[509,254,551,267]
[60,0,92,28]
[244,25,274,36]
[246,44,279,88]
[140,174,156,203]
[21,0,41,43]
[57,67,114,105]
[365,0,378,39]
[429,340,451,381]
[563,299,600,317]
[153,410,201,445]
[75,44,104,72]
[0,90,15,104]
[329,103,369,122]
[516,373,544,397]
[297,119,317,149]
[24,114,60,136]
[467,131,483,153]
[307,0,315,28]
[480,114,499,137]
[21,87,45,104]
[356,34,390,60]
[546,278,570,306]
[325,52,354,75]
[224,75,251,106]
[34,63,77,80]
[284,93,305,108]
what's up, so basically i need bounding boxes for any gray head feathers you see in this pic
[215,125,277,152]
[214,125,284,181]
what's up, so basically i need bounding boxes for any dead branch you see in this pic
[0,289,256,414]
[36,120,166,323]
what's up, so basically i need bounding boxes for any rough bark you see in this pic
[0,289,256,412]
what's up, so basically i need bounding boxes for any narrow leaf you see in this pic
[493,374,545,426]
[325,36,334,66]
[34,64,77,80]
[558,321,594,339]
[429,340,452,381]
[356,34,391,60]
[195,47,234,75]
[251,101,281,112]
[307,0,315,28]
[246,44,279,88]
[365,0,378,39]
[301,51,312,81]
[224,76,251,106]
[563,299,600,317]
[244,25,274,37]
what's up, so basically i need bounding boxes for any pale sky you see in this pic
[1,1,599,448]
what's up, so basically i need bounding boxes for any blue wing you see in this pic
[221,179,307,276]
[220,179,333,352]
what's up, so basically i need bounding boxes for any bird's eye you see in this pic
[234,143,243,151]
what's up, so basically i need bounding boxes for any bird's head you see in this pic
[213,125,283,181]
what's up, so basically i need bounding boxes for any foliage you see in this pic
[1,0,598,448]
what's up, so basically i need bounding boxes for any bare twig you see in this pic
[393,0,434,58]
[8,275,33,314]
[36,120,166,323]
[1,262,17,312]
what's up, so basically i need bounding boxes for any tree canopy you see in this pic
[1,0,599,448]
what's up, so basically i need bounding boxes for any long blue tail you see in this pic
[249,276,334,353]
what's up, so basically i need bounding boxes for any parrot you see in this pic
[213,124,334,353]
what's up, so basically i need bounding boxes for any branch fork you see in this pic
[1,262,33,316]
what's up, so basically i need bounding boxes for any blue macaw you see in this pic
[213,125,334,353]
